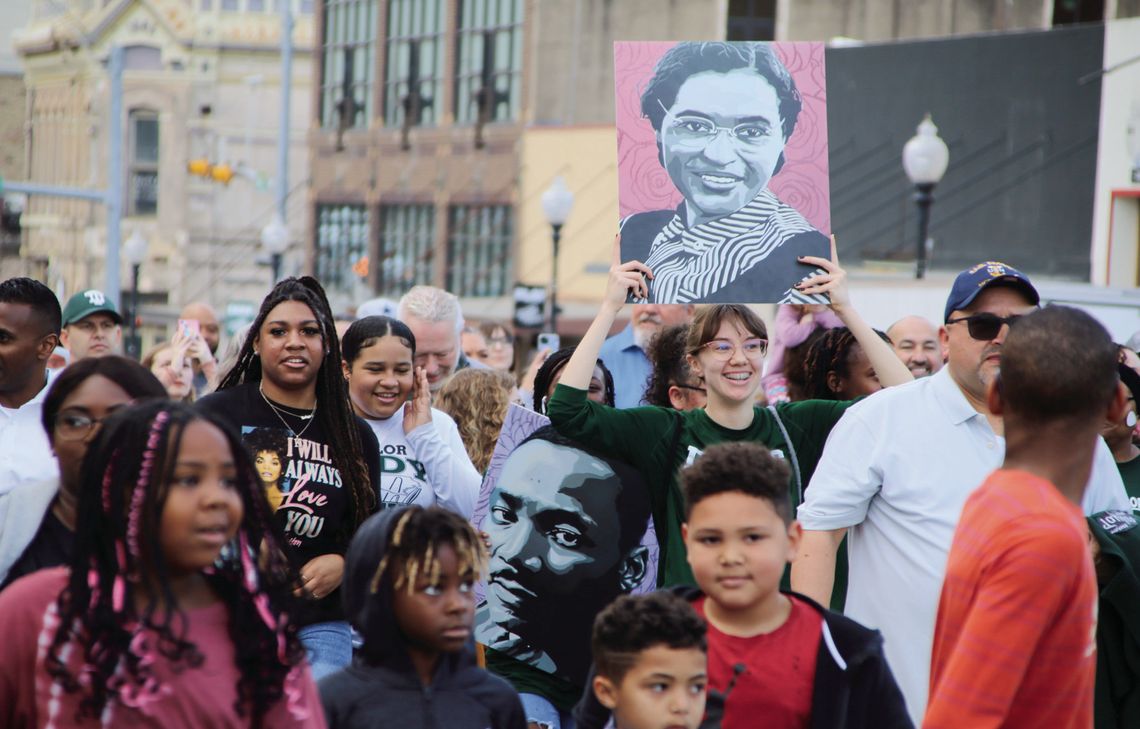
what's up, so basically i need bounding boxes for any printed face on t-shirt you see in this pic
[241,425,344,548]
[255,449,283,485]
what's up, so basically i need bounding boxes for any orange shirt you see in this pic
[924,469,1097,729]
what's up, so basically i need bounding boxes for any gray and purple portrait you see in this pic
[616,40,831,304]
[473,407,657,685]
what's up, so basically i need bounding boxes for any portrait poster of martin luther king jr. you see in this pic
[615,40,832,305]
[473,407,657,686]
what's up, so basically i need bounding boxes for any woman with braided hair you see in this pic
[198,276,381,680]
[800,326,889,401]
[0,401,323,727]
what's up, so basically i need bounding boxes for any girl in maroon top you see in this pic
[0,401,323,728]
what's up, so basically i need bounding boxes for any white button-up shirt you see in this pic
[798,367,1128,724]
[0,370,59,496]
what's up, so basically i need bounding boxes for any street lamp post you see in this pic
[261,216,289,284]
[540,176,574,335]
[122,229,149,359]
[902,114,949,279]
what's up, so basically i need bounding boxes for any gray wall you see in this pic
[826,23,1103,278]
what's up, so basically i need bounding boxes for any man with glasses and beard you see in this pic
[791,261,1130,725]
[599,304,694,408]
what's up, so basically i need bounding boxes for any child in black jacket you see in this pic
[319,506,527,729]
[575,442,911,729]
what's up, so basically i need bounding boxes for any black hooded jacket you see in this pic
[318,508,527,729]
[573,586,913,729]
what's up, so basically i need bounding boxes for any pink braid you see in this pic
[100,449,120,514]
[238,532,259,593]
[126,411,170,561]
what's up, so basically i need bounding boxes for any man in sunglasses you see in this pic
[791,261,1130,724]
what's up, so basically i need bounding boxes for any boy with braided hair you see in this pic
[319,505,526,728]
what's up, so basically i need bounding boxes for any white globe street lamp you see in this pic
[540,176,575,334]
[260,216,289,283]
[902,114,950,279]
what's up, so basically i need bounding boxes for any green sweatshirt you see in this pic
[1088,510,1140,729]
[546,383,853,588]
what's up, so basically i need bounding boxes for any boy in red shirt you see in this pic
[576,441,912,729]
[925,306,1127,729]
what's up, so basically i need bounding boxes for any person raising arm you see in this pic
[547,235,910,589]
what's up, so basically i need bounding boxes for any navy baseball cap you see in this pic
[943,262,1039,322]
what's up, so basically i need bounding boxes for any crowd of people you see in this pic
[0,238,1137,729]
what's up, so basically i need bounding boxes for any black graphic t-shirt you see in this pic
[197,383,381,626]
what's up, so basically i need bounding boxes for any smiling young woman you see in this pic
[546,235,913,590]
[196,276,381,680]
[340,315,480,517]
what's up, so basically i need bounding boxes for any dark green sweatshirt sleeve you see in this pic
[546,383,676,463]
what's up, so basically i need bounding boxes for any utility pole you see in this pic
[275,0,293,266]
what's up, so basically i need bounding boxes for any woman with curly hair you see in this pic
[642,323,706,410]
[434,367,517,474]
[341,316,481,516]
[0,401,322,727]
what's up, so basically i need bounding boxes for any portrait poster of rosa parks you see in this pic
[615,40,831,305]
[473,406,658,685]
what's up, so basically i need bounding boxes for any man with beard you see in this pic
[792,261,1130,724]
[887,315,943,378]
[599,303,693,408]
[477,426,651,728]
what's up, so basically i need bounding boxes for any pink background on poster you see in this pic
[614,41,831,234]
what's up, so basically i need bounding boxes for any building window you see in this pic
[316,204,370,294]
[454,0,523,125]
[379,204,435,294]
[727,0,775,41]
[319,0,377,128]
[384,0,445,128]
[446,205,512,297]
[1052,0,1104,25]
[128,110,159,217]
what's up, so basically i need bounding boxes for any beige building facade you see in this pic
[310,0,1138,329]
[13,0,314,343]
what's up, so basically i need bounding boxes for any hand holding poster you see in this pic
[615,41,831,304]
[473,405,658,686]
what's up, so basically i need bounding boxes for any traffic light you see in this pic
[186,158,236,185]
[187,158,211,176]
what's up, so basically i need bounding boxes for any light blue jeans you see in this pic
[299,620,353,681]
[520,693,576,729]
